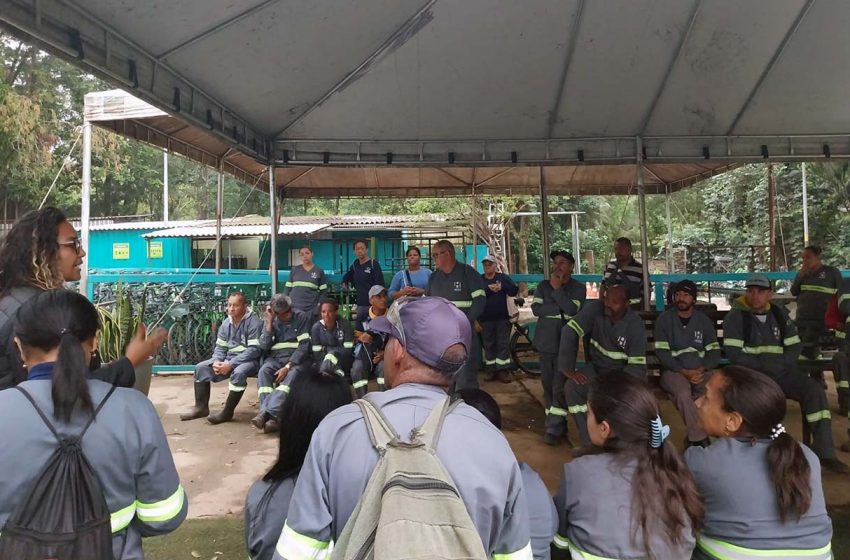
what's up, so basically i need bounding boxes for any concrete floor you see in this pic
[151,371,850,519]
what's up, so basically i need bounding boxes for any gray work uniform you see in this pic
[480,272,519,374]
[272,383,533,560]
[654,308,721,442]
[558,300,647,446]
[284,265,328,322]
[427,262,487,390]
[258,311,312,418]
[0,379,187,560]
[195,311,263,392]
[245,477,297,560]
[685,438,832,560]
[723,298,836,459]
[792,265,843,372]
[832,278,850,414]
[519,462,557,560]
[531,277,586,437]
[310,318,355,377]
[349,311,389,397]
[553,453,695,559]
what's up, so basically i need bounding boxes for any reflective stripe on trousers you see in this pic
[697,535,831,560]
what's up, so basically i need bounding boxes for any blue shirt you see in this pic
[27,362,55,381]
[342,259,384,306]
[388,268,432,297]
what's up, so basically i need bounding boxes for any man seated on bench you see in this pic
[723,273,848,474]
[558,276,647,449]
[654,280,719,449]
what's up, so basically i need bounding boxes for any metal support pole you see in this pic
[571,213,581,274]
[665,184,674,273]
[802,162,809,245]
[539,167,551,278]
[215,159,224,273]
[471,185,478,267]
[80,121,92,297]
[636,137,651,310]
[767,163,776,270]
[269,164,279,294]
[163,149,169,224]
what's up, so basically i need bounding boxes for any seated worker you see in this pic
[601,237,645,308]
[531,250,586,446]
[181,291,263,425]
[250,295,312,433]
[722,273,848,473]
[350,285,390,397]
[310,298,355,378]
[833,277,850,449]
[558,276,647,448]
[283,245,327,323]
[654,279,720,448]
[388,245,431,299]
[687,366,832,560]
[457,388,557,560]
[479,254,519,383]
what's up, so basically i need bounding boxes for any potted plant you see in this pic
[96,283,153,395]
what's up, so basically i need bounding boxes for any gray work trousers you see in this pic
[540,352,568,437]
[660,369,709,442]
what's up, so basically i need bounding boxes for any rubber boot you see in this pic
[180,382,211,421]
[251,411,269,430]
[264,418,280,434]
[207,390,244,425]
[841,428,850,454]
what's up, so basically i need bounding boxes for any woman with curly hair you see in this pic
[0,206,162,389]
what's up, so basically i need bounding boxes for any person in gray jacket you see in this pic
[558,277,647,447]
[181,291,264,425]
[687,366,832,560]
[309,298,355,377]
[833,277,850,451]
[531,250,585,446]
[244,366,351,560]
[552,373,701,560]
[283,246,327,323]
[0,290,187,560]
[273,297,532,560]
[252,294,312,433]
[654,279,720,448]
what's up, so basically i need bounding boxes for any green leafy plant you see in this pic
[95,282,147,362]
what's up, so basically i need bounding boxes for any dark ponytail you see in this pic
[716,365,812,521]
[15,290,98,422]
[589,373,703,559]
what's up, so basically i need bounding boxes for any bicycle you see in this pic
[507,297,541,376]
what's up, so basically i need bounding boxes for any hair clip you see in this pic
[770,423,786,441]
[650,415,670,448]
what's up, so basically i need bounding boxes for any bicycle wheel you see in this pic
[510,326,541,376]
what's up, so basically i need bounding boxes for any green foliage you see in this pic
[96,282,146,362]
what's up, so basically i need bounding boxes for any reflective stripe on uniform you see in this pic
[297,332,311,341]
[627,356,646,365]
[289,281,319,289]
[654,340,670,350]
[834,330,847,340]
[629,298,642,305]
[840,293,850,305]
[352,380,368,389]
[230,345,247,353]
[568,320,584,337]
[800,285,837,295]
[247,338,260,347]
[784,334,801,346]
[136,486,186,523]
[453,300,473,308]
[567,404,588,414]
[276,522,332,560]
[589,338,628,361]
[319,283,328,291]
[471,289,485,299]
[741,345,784,355]
[544,315,569,320]
[705,341,721,351]
[343,342,354,349]
[377,377,385,385]
[272,341,300,350]
[491,542,533,560]
[572,299,583,309]
[324,354,339,365]
[111,502,136,532]
[806,410,832,423]
[837,380,850,389]
[670,347,705,358]
[697,534,831,560]
[275,384,291,393]
[312,345,323,352]
[258,386,273,395]
[552,535,618,559]
[494,357,512,365]
[724,338,744,348]
[216,338,228,347]
[229,382,246,392]
[547,406,568,417]
[533,297,544,304]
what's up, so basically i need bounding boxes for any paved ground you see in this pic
[153,370,850,519]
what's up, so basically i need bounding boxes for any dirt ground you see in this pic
[152,370,850,519]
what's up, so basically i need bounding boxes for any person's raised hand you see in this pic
[124,324,167,367]
[565,371,587,384]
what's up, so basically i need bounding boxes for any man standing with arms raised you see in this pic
[426,240,486,390]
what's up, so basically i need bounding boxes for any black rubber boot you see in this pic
[264,418,280,434]
[207,390,244,425]
[180,382,211,421]
[251,411,269,430]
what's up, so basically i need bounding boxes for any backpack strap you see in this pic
[16,384,118,444]
[414,396,460,453]
[357,396,400,453]
[404,270,413,288]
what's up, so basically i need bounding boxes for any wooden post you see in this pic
[767,164,776,270]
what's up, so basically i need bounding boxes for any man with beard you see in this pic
[654,280,720,448]
[558,276,647,448]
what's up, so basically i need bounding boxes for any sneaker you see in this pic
[821,457,850,474]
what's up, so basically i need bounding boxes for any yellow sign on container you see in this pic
[112,243,130,260]
[148,241,163,259]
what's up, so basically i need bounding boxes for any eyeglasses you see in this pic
[58,238,83,253]
[385,296,417,347]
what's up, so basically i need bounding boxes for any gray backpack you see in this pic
[331,396,487,560]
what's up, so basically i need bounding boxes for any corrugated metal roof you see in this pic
[87,220,203,232]
[143,222,329,239]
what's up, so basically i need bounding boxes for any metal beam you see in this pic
[269,164,279,294]
[639,0,702,135]
[156,0,279,60]
[636,137,651,310]
[545,0,585,139]
[271,0,438,139]
[726,0,815,135]
[215,158,224,273]
[80,120,92,297]
[539,167,551,278]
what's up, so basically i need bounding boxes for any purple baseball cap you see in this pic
[368,296,471,375]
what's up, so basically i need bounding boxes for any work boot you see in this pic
[820,456,850,474]
[207,390,244,425]
[497,370,514,383]
[180,382,211,421]
[264,418,280,434]
[841,429,850,453]
[251,411,269,430]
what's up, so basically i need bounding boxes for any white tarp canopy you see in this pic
[3,0,848,187]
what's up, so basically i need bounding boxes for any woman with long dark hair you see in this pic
[687,365,832,559]
[244,367,352,560]
[0,290,187,558]
[552,372,702,559]
[0,207,162,389]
